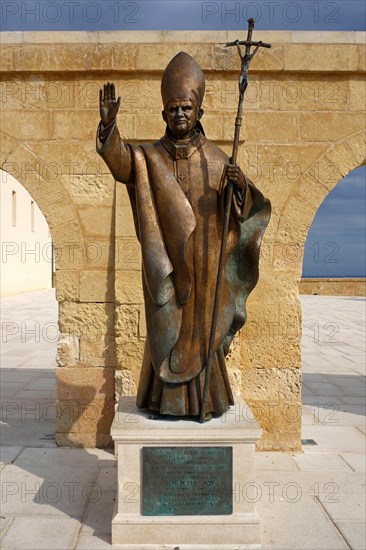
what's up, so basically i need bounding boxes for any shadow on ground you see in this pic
[302,373,366,423]
[0,367,117,546]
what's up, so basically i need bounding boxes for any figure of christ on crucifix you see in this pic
[96,51,271,421]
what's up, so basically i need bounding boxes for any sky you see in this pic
[302,166,366,278]
[1,0,365,31]
[1,1,365,277]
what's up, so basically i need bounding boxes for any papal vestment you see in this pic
[97,124,271,416]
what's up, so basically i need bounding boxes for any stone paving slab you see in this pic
[258,496,350,549]
[304,384,365,399]
[0,291,365,549]
[291,452,353,471]
[319,406,365,426]
[0,516,12,535]
[303,402,365,426]
[1,416,57,447]
[14,388,55,399]
[0,382,27,398]
[322,493,366,522]
[0,516,81,549]
[0,463,98,517]
[256,470,365,495]
[339,453,365,471]
[341,397,366,405]
[25,378,55,391]
[80,479,117,536]
[256,452,299,472]
[0,446,23,467]
[336,522,366,550]
[12,447,115,469]
[75,535,116,549]
[301,426,366,453]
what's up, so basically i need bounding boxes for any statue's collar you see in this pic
[160,130,205,160]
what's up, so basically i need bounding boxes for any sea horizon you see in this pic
[301,275,366,279]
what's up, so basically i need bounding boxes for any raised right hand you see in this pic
[99,82,121,126]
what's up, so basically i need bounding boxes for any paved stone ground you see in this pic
[0,290,365,549]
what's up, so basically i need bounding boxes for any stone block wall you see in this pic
[1,30,365,450]
[300,278,366,296]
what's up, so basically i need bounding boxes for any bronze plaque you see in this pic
[142,446,232,516]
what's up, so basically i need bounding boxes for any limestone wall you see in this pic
[300,278,366,296]
[1,30,365,450]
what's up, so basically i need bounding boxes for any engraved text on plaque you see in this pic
[142,446,233,516]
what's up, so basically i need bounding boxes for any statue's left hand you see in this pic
[226,163,247,192]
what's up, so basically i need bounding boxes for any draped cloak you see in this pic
[97,123,271,417]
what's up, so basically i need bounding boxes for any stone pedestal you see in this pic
[111,396,262,549]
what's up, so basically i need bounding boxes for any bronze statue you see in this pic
[97,31,271,421]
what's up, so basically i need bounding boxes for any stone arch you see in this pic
[276,129,366,276]
[1,130,116,447]
[240,130,365,451]
[1,131,85,273]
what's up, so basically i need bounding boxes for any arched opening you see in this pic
[302,165,366,281]
[1,169,55,296]
[300,164,365,455]
[1,168,59,446]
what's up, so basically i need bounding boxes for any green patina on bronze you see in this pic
[142,447,233,516]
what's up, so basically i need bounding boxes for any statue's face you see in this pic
[163,98,202,139]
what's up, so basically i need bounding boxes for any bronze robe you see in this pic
[97,124,271,416]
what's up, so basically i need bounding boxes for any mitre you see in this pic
[161,52,205,108]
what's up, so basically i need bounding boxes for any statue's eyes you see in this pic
[169,105,192,113]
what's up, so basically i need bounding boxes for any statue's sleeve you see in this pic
[218,162,254,223]
[96,121,134,185]
[232,177,253,222]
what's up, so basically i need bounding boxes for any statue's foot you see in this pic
[204,412,212,421]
